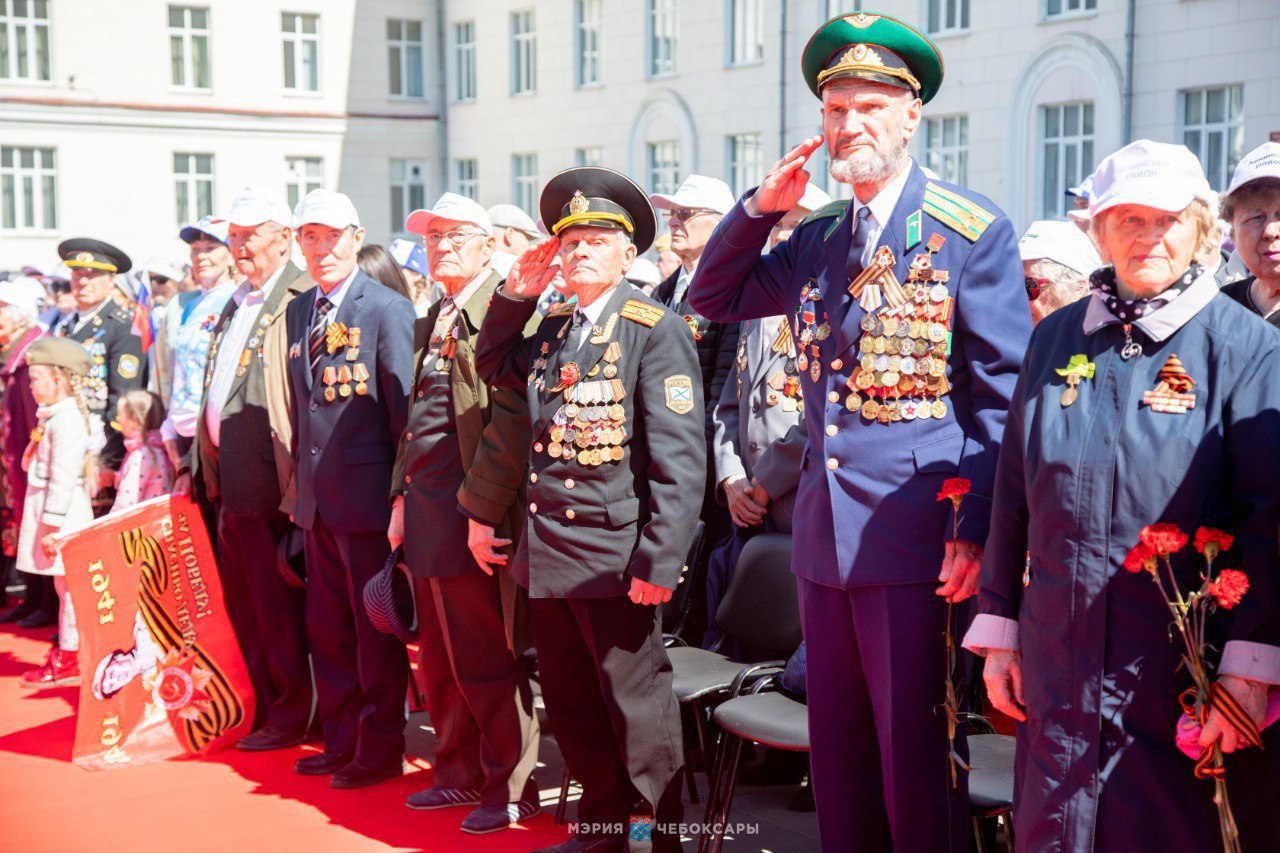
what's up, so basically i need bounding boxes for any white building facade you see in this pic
[0,0,443,269]
[439,0,1279,231]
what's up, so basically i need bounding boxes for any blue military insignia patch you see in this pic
[664,375,694,414]
[117,354,140,379]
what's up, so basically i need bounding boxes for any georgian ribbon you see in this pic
[1179,683,1263,779]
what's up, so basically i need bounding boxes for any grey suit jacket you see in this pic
[711,315,806,532]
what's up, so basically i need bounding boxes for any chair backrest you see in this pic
[660,519,706,635]
[714,532,801,658]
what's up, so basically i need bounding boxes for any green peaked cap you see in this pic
[801,12,944,103]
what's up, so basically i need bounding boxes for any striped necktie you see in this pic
[308,296,333,374]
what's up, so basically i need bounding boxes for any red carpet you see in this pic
[0,624,569,852]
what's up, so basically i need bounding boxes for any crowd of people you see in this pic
[3,10,1280,853]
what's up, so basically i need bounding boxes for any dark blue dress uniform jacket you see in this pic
[688,162,1030,588]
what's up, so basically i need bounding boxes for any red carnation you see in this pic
[1140,523,1188,556]
[1123,542,1159,574]
[1209,569,1249,610]
[936,478,972,505]
[1193,527,1235,561]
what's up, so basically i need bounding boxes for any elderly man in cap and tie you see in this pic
[285,189,414,788]
[487,203,543,279]
[688,12,1031,850]
[184,187,316,750]
[388,193,540,834]
[477,167,705,853]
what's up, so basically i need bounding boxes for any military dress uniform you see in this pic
[688,14,1032,851]
[476,168,705,852]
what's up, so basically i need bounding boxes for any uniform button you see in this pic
[749,441,759,452]
[830,359,843,371]
[827,391,840,403]
[533,442,543,452]
[825,424,838,436]
[566,509,576,520]
[826,457,839,470]
[310,446,318,455]
[530,473,538,484]
[565,478,575,489]
[530,503,538,514]
[309,402,318,412]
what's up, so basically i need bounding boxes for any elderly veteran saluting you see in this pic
[1221,142,1280,328]
[284,189,414,788]
[476,167,704,853]
[687,12,1030,850]
[389,193,540,834]
[965,140,1280,851]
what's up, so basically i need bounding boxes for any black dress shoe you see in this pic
[237,725,307,752]
[0,600,35,623]
[17,610,57,629]
[294,751,354,776]
[330,757,404,789]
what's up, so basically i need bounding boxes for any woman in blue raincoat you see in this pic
[963,140,1280,851]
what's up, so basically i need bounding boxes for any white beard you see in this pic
[828,137,906,186]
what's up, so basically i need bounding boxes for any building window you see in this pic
[512,154,538,215]
[924,115,968,187]
[174,152,214,227]
[0,146,55,231]
[510,9,536,95]
[168,6,210,90]
[1180,85,1245,192]
[575,147,604,168]
[647,0,677,77]
[0,0,51,82]
[727,133,763,194]
[282,12,320,93]
[926,0,969,35]
[453,20,475,102]
[574,0,602,87]
[454,158,478,200]
[1045,0,1096,17]
[285,157,323,209]
[387,18,424,98]
[647,141,681,196]
[825,0,862,16]
[390,159,427,234]
[1040,101,1094,220]
[727,0,763,66]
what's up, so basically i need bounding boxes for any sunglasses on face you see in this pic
[662,209,716,225]
[1025,276,1049,301]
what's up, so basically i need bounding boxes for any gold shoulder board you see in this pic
[922,184,995,242]
[620,299,664,328]
[546,301,576,317]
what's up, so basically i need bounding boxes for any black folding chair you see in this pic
[964,714,1016,853]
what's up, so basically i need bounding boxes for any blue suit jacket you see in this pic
[688,162,1031,588]
[286,270,414,533]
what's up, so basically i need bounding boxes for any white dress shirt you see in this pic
[310,266,358,331]
[569,285,617,349]
[849,159,914,267]
[203,266,286,447]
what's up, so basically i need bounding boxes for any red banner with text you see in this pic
[59,495,254,770]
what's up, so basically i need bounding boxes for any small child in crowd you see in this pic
[111,390,174,513]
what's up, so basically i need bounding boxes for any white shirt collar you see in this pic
[575,283,620,327]
[442,266,491,314]
[852,158,914,230]
[316,266,358,309]
[1083,267,1220,342]
[236,263,288,306]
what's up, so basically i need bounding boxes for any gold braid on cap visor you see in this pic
[66,252,117,273]
[817,45,920,92]
[552,211,635,235]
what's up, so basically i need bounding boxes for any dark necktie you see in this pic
[59,315,77,337]
[308,296,332,374]
[844,205,874,283]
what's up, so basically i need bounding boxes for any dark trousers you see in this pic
[304,515,408,763]
[799,578,969,853]
[217,508,313,733]
[413,572,538,805]
[532,595,684,852]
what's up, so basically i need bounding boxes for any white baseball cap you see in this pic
[1089,140,1217,218]
[227,187,293,228]
[1065,175,1094,200]
[624,257,661,288]
[0,277,46,323]
[1018,220,1102,278]
[795,183,833,214]
[487,203,541,238]
[649,174,735,216]
[1226,142,1280,197]
[405,192,492,236]
[144,256,188,283]
[293,188,361,230]
[179,214,230,245]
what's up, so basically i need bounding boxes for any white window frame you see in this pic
[454,158,478,200]
[926,0,969,36]
[646,0,678,78]
[512,154,538,216]
[0,0,51,83]
[0,145,56,232]
[574,0,602,88]
[510,9,536,96]
[647,140,681,196]
[1038,101,1094,220]
[924,114,969,187]
[386,18,425,99]
[726,133,763,195]
[390,159,427,236]
[1043,0,1096,20]
[285,156,323,210]
[168,5,211,91]
[824,0,862,17]
[575,147,604,168]
[282,11,320,94]
[1179,84,1245,193]
[726,0,763,67]
[452,20,475,102]
[174,152,215,227]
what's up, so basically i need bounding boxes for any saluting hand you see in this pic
[629,577,673,607]
[504,238,561,301]
[745,136,825,216]
[468,518,511,576]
